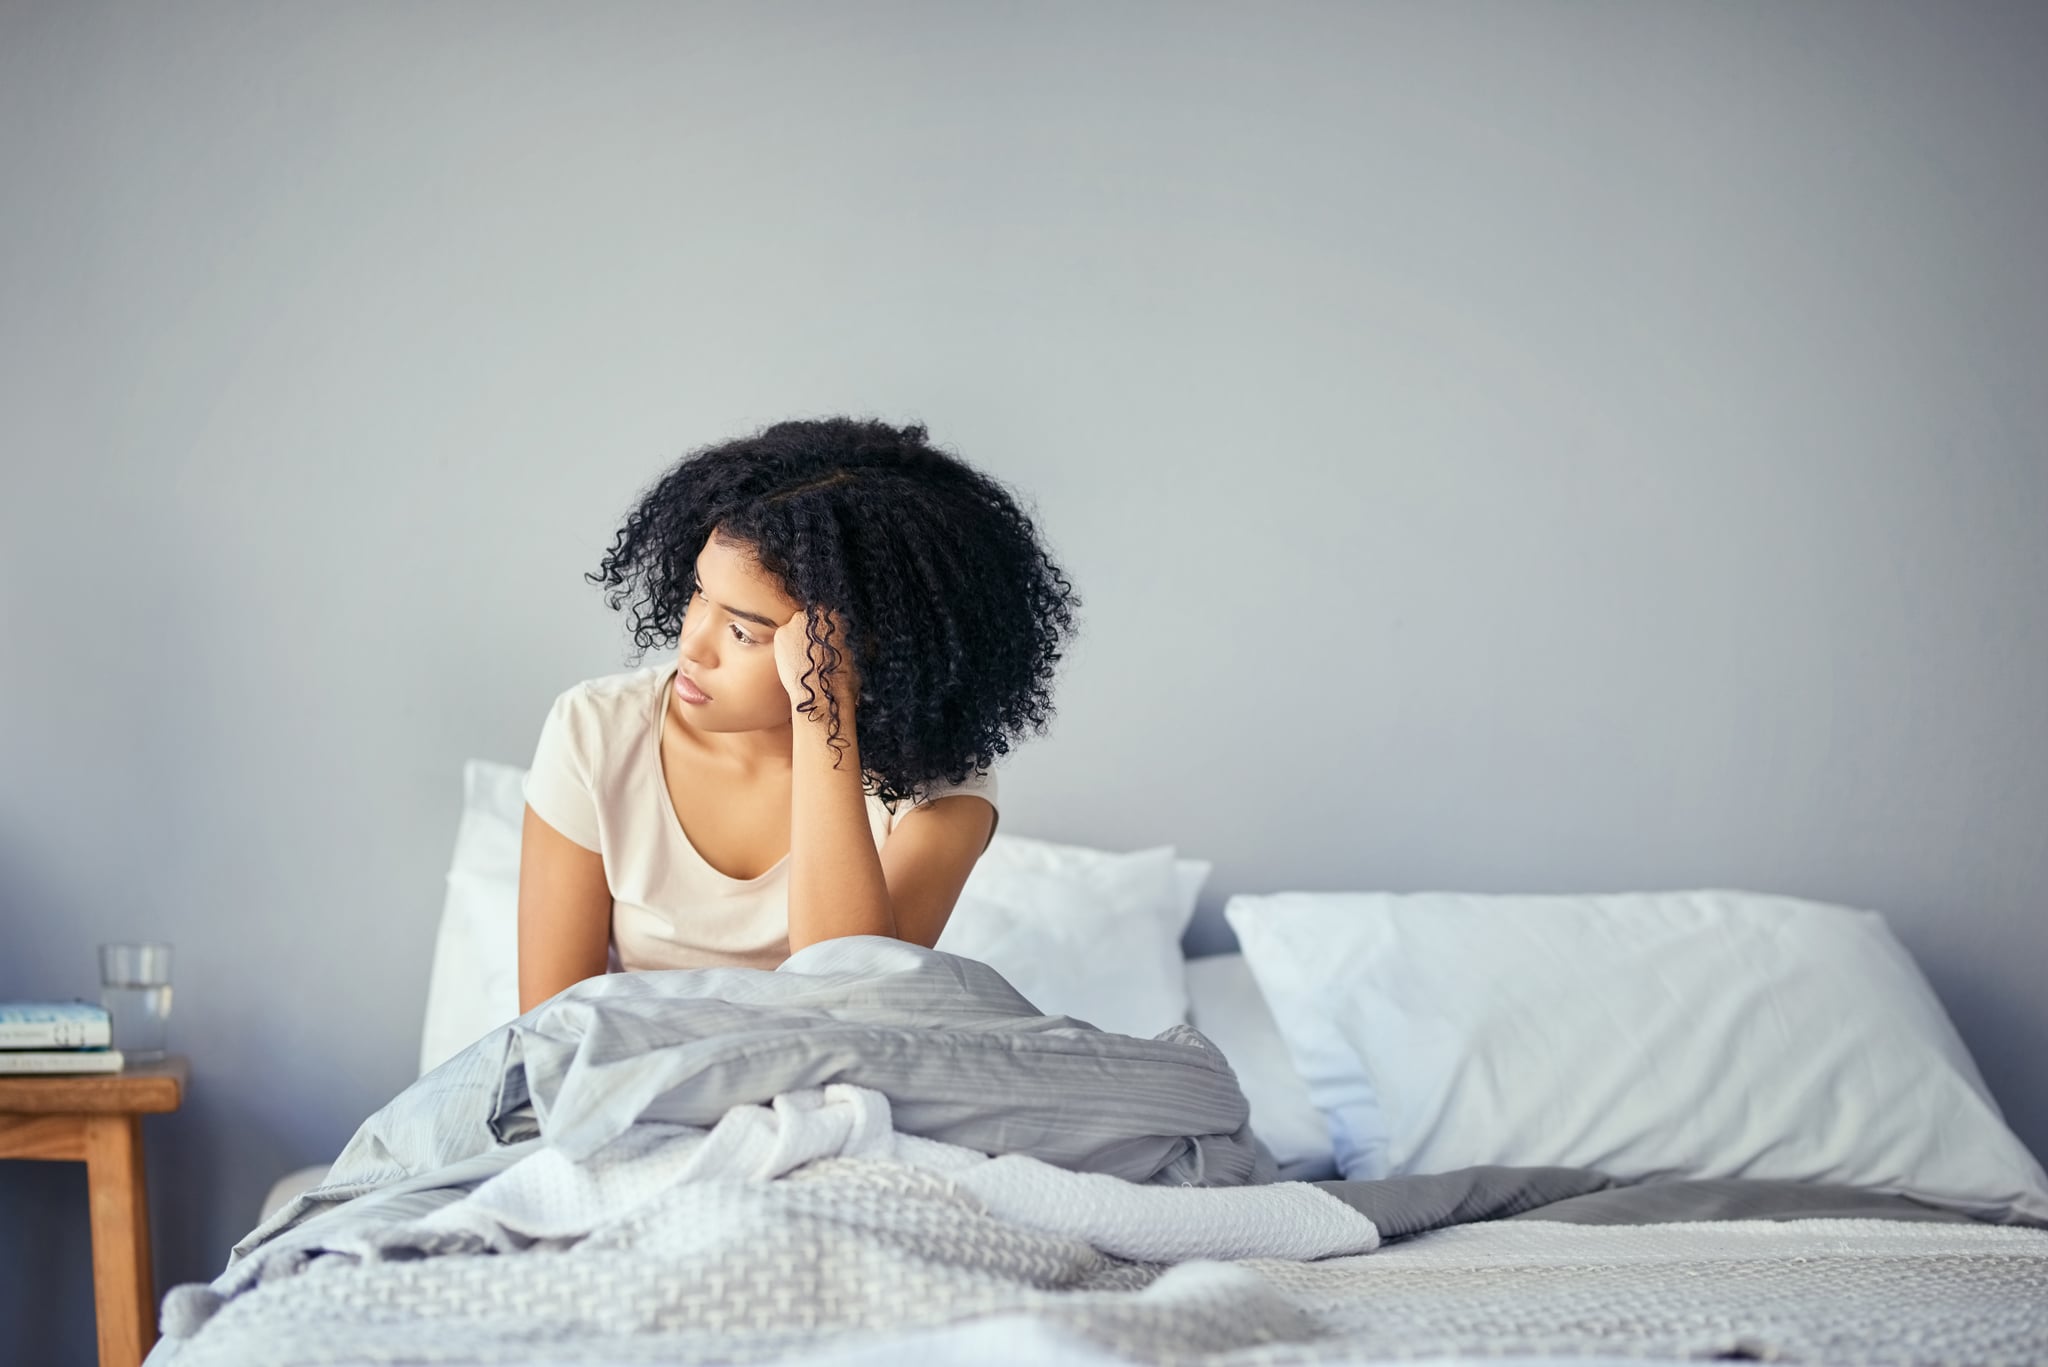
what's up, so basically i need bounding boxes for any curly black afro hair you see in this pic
[586,416,1082,807]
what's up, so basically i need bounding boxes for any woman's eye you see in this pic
[729,623,758,646]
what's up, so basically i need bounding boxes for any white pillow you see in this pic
[1227,889,2048,1224]
[418,760,528,1076]
[936,833,1208,1040]
[1183,953,1336,1177]
[419,760,1210,1073]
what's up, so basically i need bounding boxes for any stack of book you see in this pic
[0,1000,125,1073]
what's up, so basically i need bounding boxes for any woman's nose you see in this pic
[678,611,716,668]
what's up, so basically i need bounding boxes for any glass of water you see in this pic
[99,941,173,1064]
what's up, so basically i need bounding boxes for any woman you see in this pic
[517,416,1081,1012]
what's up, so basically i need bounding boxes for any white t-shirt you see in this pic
[521,660,1001,973]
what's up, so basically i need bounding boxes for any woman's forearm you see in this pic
[786,698,896,952]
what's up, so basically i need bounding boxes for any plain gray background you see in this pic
[4,2,2045,1361]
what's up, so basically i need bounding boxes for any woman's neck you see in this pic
[665,699,795,779]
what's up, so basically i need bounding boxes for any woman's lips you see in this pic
[675,672,712,704]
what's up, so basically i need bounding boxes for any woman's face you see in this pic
[673,533,802,735]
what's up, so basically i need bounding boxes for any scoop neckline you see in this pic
[651,661,793,887]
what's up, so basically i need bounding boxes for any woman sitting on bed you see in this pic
[516,416,1080,1013]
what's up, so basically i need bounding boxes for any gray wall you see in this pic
[4,2,2045,1360]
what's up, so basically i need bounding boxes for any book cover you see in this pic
[0,1048,126,1074]
[0,1001,113,1050]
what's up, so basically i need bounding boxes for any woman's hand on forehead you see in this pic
[775,607,861,716]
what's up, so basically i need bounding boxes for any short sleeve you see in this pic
[522,688,602,852]
[889,766,1001,846]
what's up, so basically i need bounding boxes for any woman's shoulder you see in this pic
[539,663,666,755]
[525,664,666,846]
[550,662,666,711]
[885,764,1000,813]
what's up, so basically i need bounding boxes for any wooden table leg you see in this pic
[82,1113,154,1367]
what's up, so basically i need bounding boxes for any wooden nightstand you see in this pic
[0,1056,187,1367]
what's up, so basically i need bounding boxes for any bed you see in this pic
[145,762,2048,1366]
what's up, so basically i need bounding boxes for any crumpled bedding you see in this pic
[235,936,1275,1248]
[198,1081,1372,1305]
[154,937,1306,1351]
